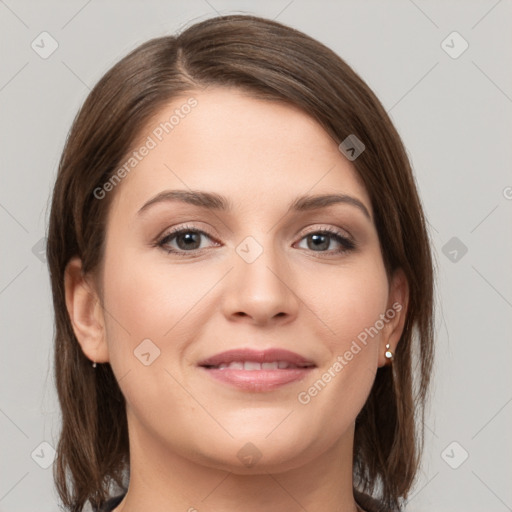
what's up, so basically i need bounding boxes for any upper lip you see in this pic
[198,348,315,368]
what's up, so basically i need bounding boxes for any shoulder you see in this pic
[94,491,392,512]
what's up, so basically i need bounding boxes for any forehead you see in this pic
[108,87,371,218]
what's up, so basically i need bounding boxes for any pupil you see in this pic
[309,234,328,251]
[178,232,200,250]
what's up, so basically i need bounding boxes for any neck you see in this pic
[114,415,360,512]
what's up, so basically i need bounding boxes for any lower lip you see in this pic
[200,367,314,391]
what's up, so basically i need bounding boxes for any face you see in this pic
[69,87,407,474]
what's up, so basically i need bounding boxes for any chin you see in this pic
[187,430,319,475]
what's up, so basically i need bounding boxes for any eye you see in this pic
[156,224,356,257]
[157,224,219,256]
[295,227,355,255]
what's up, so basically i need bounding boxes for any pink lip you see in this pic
[198,348,315,367]
[198,348,315,392]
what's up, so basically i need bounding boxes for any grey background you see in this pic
[1,0,511,510]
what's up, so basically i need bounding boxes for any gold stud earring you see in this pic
[384,343,393,361]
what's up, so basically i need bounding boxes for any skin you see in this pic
[65,87,408,512]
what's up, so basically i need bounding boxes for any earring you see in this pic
[92,361,97,368]
[384,343,393,361]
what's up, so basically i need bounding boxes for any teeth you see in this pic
[244,361,261,370]
[213,361,303,370]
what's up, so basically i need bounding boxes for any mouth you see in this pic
[198,348,316,391]
[202,360,314,370]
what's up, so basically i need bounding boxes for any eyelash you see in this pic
[155,223,356,258]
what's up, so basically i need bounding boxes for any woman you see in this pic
[47,14,434,512]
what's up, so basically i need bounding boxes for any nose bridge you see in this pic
[223,232,298,323]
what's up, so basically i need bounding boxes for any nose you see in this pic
[221,236,300,326]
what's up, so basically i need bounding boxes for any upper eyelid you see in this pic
[160,225,217,241]
[300,224,353,240]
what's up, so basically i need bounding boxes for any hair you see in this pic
[47,14,434,512]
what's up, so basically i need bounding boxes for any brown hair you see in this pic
[48,14,434,512]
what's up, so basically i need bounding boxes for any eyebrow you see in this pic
[137,189,371,219]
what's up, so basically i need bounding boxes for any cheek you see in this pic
[295,257,389,410]
[310,258,389,351]
[101,242,210,349]
[99,247,206,435]
[100,241,230,408]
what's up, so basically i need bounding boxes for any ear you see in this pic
[64,256,110,364]
[378,268,409,367]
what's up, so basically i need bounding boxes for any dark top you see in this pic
[97,493,125,512]
[97,491,387,511]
